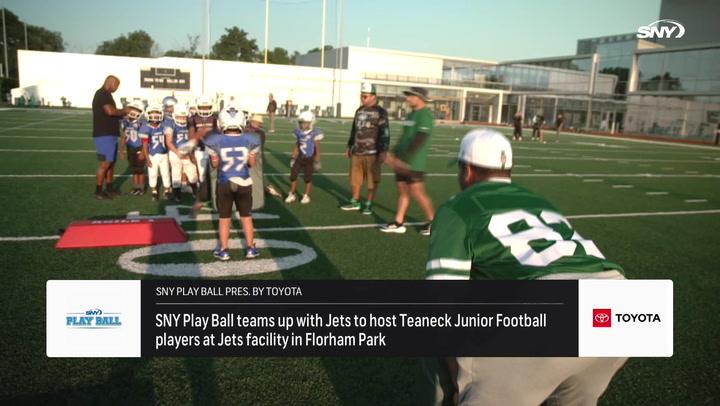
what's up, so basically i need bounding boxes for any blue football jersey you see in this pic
[139,123,167,155]
[205,132,261,185]
[121,118,143,148]
[164,121,189,148]
[162,115,174,128]
[293,128,324,158]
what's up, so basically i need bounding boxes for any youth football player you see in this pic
[164,104,198,201]
[161,95,177,124]
[118,100,146,195]
[205,110,261,261]
[140,105,171,201]
[189,96,219,215]
[285,111,323,204]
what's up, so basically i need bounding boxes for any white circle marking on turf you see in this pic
[117,238,317,277]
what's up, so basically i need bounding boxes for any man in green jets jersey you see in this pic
[423,128,627,405]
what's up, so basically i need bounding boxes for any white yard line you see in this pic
[684,199,708,203]
[0,115,74,133]
[0,128,91,133]
[552,130,720,150]
[0,235,60,241]
[612,185,634,188]
[3,147,717,165]
[646,192,669,195]
[0,148,94,153]
[565,209,720,219]
[3,209,719,242]
[0,135,89,139]
[186,222,428,235]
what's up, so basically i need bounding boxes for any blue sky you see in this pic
[4,0,660,61]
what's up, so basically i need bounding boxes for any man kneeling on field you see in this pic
[205,109,261,261]
[424,128,627,405]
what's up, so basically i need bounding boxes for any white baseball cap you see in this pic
[360,82,376,95]
[458,129,513,170]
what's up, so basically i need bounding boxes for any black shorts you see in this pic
[290,156,314,183]
[395,170,425,183]
[217,182,252,218]
[127,146,145,175]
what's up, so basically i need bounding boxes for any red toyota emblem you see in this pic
[593,309,612,327]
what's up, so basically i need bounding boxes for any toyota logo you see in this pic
[594,313,609,323]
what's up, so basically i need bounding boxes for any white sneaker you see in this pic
[285,193,297,203]
[301,194,311,204]
[266,185,282,197]
[380,222,407,234]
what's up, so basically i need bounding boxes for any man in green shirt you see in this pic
[381,87,435,235]
[424,128,627,405]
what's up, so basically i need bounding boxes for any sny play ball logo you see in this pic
[66,308,122,328]
[593,308,612,328]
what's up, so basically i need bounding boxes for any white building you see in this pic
[12,46,615,125]
[11,50,363,117]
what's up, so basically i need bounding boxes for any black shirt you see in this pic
[348,105,390,155]
[267,100,277,113]
[92,87,120,137]
[187,113,219,150]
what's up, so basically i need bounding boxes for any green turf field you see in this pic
[1,108,718,405]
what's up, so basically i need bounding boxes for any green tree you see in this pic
[26,25,64,52]
[0,8,64,79]
[96,30,154,57]
[267,47,291,65]
[211,27,259,62]
[306,45,333,54]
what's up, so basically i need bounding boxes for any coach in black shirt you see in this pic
[92,75,128,200]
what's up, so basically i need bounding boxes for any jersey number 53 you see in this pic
[220,147,249,172]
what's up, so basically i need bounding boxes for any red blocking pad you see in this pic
[55,218,187,249]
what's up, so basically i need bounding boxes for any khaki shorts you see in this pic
[349,154,381,188]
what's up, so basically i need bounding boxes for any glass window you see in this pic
[638,53,665,82]
[696,49,720,81]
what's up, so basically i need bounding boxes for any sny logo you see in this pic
[593,308,612,328]
[637,19,685,39]
[66,308,122,328]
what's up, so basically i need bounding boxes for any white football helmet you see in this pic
[219,110,244,132]
[126,100,144,121]
[162,95,178,108]
[145,104,163,123]
[297,110,315,130]
[195,96,215,118]
[173,105,189,126]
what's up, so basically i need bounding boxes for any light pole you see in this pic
[320,0,326,68]
[264,0,269,64]
[2,8,9,78]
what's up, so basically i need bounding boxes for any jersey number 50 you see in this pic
[488,209,604,267]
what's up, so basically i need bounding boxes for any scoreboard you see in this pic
[140,67,190,90]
